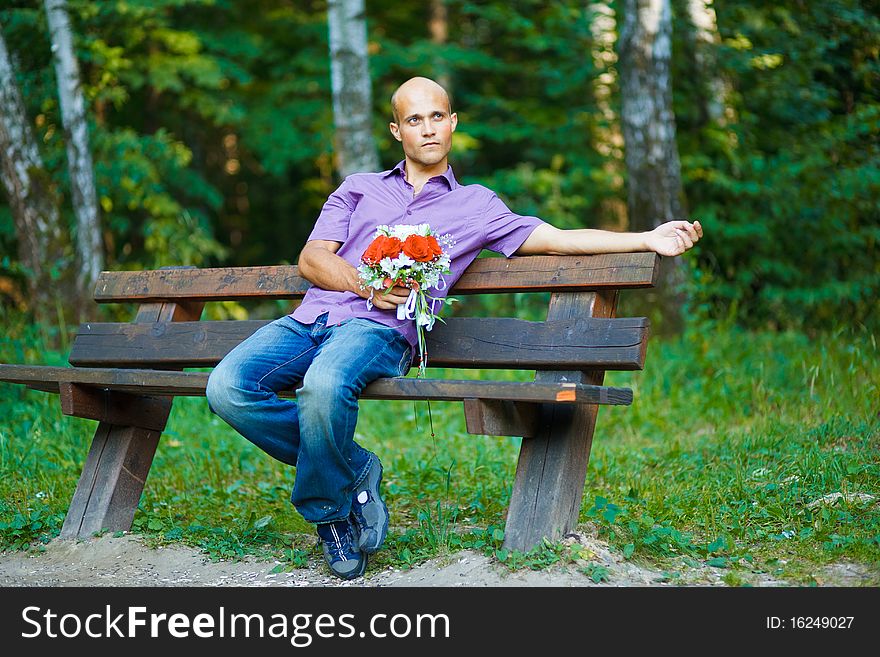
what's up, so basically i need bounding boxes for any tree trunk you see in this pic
[430,0,451,91]
[0,31,68,325]
[589,2,626,230]
[327,0,379,179]
[619,0,688,335]
[686,0,732,125]
[45,0,103,311]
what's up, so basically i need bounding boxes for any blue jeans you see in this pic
[205,312,412,525]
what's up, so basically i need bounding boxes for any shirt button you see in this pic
[406,210,412,215]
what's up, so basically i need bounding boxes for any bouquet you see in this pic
[358,223,456,377]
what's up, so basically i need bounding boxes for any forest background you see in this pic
[1,0,877,331]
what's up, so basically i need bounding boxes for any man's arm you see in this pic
[514,220,703,257]
[297,240,411,311]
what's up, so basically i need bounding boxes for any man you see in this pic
[206,77,703,580]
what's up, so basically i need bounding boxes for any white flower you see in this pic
[389,224,418,240]
[380,257,395,273]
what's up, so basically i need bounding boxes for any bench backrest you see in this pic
[70,253,659,373]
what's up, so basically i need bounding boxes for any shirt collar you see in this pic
[383,160,458,190]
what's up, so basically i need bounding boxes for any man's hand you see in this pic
[358,282,411,311]
[645,220,703,257]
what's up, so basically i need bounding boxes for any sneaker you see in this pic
[316,519,367,580]
[350,453,389,554]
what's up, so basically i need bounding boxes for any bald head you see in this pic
[391,77,452,124]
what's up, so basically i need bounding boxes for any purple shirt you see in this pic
[291,160,545,352]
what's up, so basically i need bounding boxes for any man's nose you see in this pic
[421,120,436,136]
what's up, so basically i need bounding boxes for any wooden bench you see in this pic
[0,252,658,552]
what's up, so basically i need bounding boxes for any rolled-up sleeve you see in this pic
[307,177,356,243]
[481,193,546,257]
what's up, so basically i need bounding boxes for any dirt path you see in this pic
[2,529,874,587]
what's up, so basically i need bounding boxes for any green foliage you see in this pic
[0,504,64,551]
[2,1,877,329]
[675,0,880,329]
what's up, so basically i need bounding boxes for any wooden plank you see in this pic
[424,316,647,370]
[94,266,312,303]
[59,383,169,431]
[60,422,162,539]
[67,316,649,371]
[59,295,204,540]
[91,253,660,302]
[503,289,619,552]
[0,364,633,405]
[463,399,540,438]
[452,252,659,294]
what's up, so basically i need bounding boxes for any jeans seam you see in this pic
[336,340,394,501]
[348,453,373,494]
[397,343,412,376]
[256,343,318,388]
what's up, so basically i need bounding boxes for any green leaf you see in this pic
[147,518,165,531]
[253,515,273,530]
[589,566,610,584]
[602,508,620,524]
[623,543,635,559]
[708,536,727,553]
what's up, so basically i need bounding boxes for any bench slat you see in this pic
[0,365,633,405]
[92,253,659,302]
[67,317,649,371]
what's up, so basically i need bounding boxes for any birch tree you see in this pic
[0,30,67,323]
[44,0,103,302]
[686,0,732,125]
[430,0,451,91]
[619,0,688,332]
[327,0,379,178]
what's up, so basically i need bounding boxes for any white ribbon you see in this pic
[397,287,418,320]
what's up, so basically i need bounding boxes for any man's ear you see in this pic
[389,122,402,142]
[450,112,458,132]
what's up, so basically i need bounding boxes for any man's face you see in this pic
[389,85,457,169]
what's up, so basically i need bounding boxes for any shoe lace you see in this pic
[325,523,356,561]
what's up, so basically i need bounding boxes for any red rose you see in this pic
[402,234,441,262]
[426,235,442,258]
[362,235,403,264]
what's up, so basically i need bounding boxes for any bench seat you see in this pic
[0,364,632,405]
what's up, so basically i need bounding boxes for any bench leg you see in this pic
[502,289,617,552]
[502,373,604,551]
[59,296,202,539]
[59,405,171,540]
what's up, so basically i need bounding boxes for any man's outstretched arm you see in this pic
[514,220,703,257]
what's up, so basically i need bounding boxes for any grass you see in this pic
[1,308,878,585]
